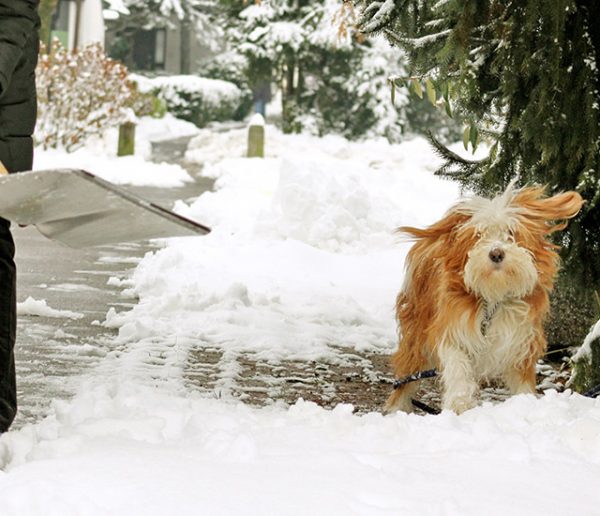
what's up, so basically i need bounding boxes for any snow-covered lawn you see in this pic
[2,124,599,515]
[34,114,198,187]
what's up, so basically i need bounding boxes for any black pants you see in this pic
[0,218,16,432]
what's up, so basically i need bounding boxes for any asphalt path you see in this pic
[12,152,212,428]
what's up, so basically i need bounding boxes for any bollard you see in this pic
[117,121,136,157]
[247,113,265,158]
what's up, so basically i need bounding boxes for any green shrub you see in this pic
[132,74,248,128]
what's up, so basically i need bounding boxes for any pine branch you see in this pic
[358,0,404,35]
[426,130,489,167]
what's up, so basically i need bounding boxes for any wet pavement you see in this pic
[13,167,213,428]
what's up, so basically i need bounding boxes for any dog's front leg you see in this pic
[438,344,478,414]
[504,360,537,395]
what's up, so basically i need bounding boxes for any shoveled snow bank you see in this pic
[0,384,598,516]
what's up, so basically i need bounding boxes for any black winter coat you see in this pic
[0,0,39,173]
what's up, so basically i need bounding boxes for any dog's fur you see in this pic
[385,185,583,414]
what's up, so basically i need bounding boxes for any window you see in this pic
[132,29,167,71]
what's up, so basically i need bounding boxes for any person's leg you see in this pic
[0,218,17,432]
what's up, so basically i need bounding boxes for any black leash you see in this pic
[583,383,600,398]
[392,368,439,415]
[392,368,438,389]
[411,398,441,415]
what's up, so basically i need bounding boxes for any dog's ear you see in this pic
[512,186,584,233]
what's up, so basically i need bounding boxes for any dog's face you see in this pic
[459,186,583,303]
[462,217,538,303]
[401,185,584,304]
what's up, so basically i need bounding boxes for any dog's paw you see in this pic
[443,394,476,414]
[383,390,415,415]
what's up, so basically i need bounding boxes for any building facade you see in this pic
[105,15,222,75]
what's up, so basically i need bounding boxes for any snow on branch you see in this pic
[359,0,397,34]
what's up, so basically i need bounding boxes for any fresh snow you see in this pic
[3,123,600,515]
[0,384,598,516]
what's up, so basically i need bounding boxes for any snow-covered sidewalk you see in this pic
[1,125,599,515]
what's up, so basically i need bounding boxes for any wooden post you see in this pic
[247,114,265,158]
[117,122,136,157]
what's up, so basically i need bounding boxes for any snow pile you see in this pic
[103,130,459,372]
[16,297,83,320]
[135,112,199,144]
[0,383,598,515]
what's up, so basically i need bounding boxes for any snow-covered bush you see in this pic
[36,41,135,151]
[133,74,248,128]
[203,51,253,120]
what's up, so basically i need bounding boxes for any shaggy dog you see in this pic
[385,184,583,414]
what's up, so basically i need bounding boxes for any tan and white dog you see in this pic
[385,184,583,414]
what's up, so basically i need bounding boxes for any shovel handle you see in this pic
[0,160,7,176]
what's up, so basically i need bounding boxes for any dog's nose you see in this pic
[489,248,505,264]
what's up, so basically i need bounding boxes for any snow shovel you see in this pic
[0,167,211,248]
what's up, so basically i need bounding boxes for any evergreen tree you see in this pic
[220,0,411,139]
[359,0,600,290]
